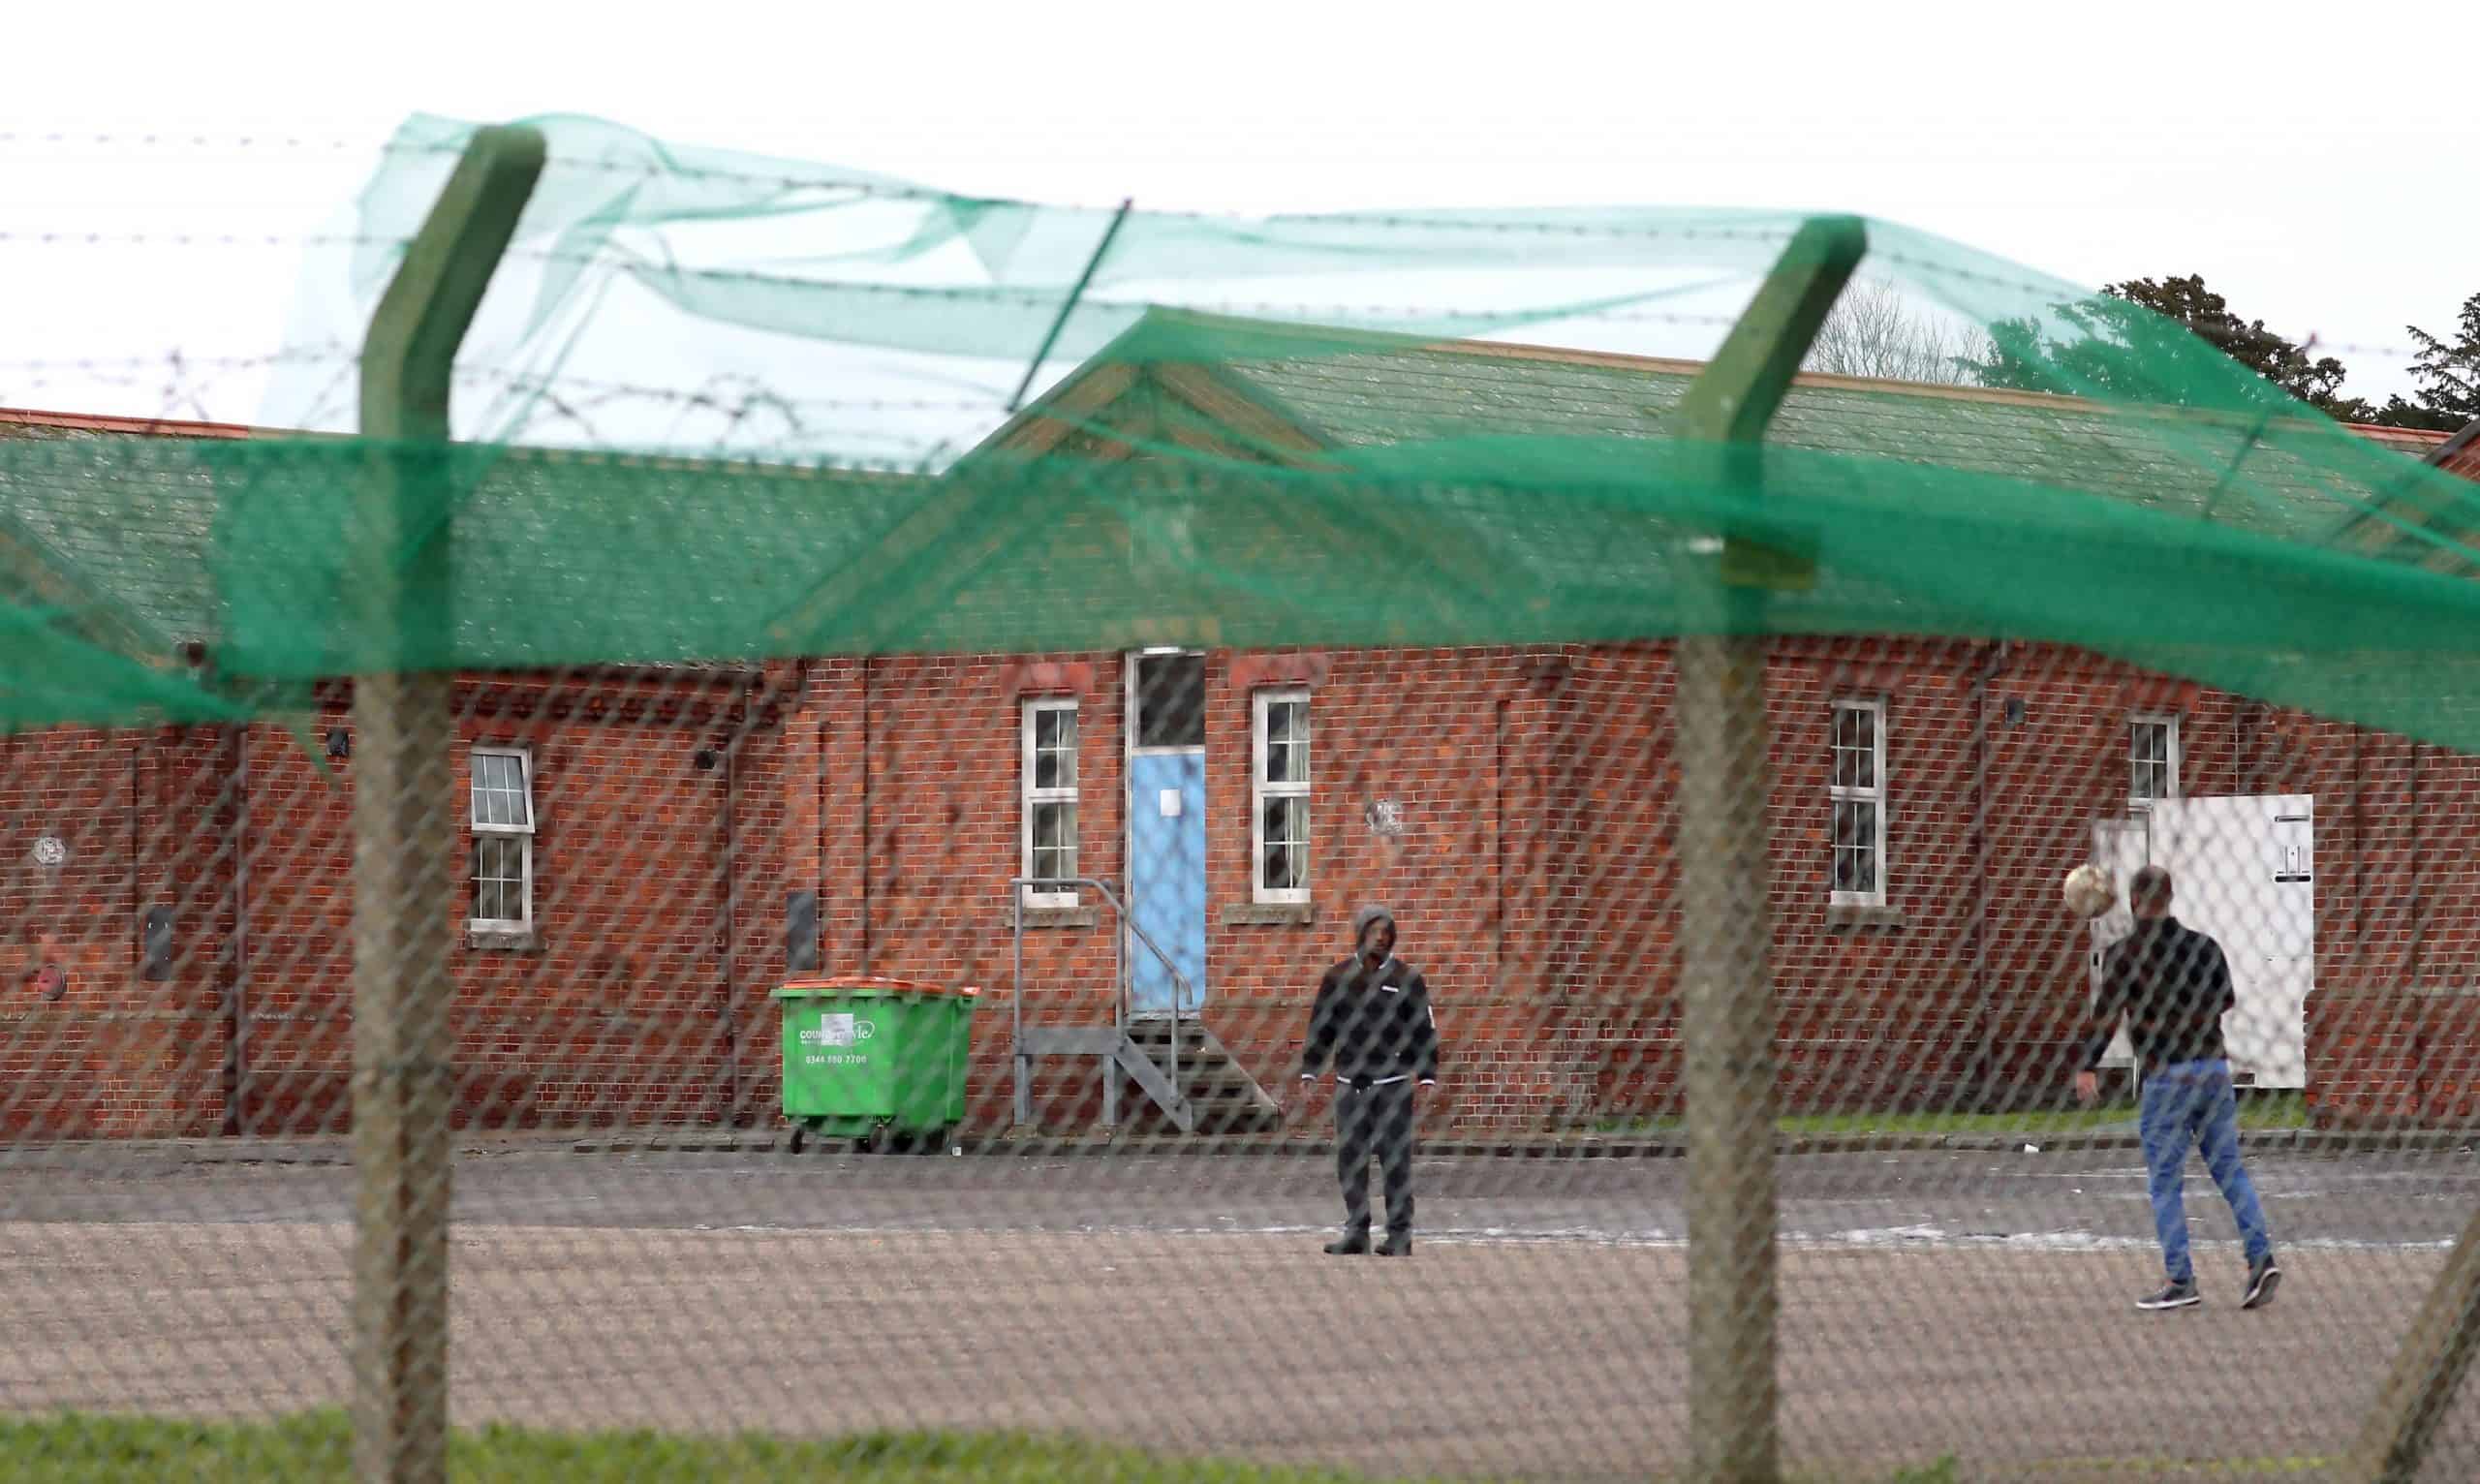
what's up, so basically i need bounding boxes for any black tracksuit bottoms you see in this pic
[1335,1078,1416,1237]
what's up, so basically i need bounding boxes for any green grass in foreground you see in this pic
[0,1414,1986,1483]
[1597,1093,2310,1137]
[0,1413,1376,1483]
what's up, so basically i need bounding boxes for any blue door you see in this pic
[1129,752,1207,1016]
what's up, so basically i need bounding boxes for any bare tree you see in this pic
[1806,280,1992,386]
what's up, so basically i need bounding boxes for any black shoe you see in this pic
[2136,1279,2201,1312]
[2242,1256,2281,1311]
[1323,1233,1371,1256]
[1377,1234,1412,1257]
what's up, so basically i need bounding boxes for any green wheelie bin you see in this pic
[773,976,978,1154]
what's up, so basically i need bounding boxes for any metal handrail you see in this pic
[1008,877,1195,1123]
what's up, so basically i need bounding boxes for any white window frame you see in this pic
[2129,712,2181,813]
[467,746,535,933]
[1021,697,1080,908]
[1829,697,1888,907]
[1252,688,1312,905]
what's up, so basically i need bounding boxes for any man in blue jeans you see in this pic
[2076,865,2281,1312]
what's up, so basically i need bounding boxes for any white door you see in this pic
[2143,795,2312,1090]
[2249,804,2314,1089]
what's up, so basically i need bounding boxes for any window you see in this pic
[1133,651,1205,750]
[1830,699,1886,905]
[1253,689,1311,903]
[2130,714,2180,811]
[1022,698,1079,906]
[469,748,535,931]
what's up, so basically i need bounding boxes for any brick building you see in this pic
[4,334,2477,1142]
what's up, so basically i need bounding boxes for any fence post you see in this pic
[349,123,542,1484]
[1669,216,1864,1484]
[2345,1201,2480,1482]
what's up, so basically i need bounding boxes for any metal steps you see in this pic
[1005,880,1281,1134]
[1116,1020,1284,1135]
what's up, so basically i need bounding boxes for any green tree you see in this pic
[2102,275,2375,421]
[1968,274,2375,419]
[2368,292,2480,432]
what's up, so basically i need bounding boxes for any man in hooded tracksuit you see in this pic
[1295,905,1439,1256]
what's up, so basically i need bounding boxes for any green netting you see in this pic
[0,607,244,728]
[3,110,2477,745]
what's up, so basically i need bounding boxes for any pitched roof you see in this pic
[1050,311,2471,543]
[4,326,2473,679]
[0,408,931,669]
[0,407,252,441]
[0,408,244,654]
[2428,418,2480,484]
[2345,422,2454,459]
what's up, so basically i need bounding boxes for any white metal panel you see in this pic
[2131,795,2312,1090]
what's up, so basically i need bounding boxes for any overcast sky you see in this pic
[3,0,2472,427]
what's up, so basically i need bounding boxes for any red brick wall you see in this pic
[1198,647,1557,1135]
[2304,725,2480,1128]
[1558,636,2455,1126]
[798,652,1130,1128]
[16,640,2480,1142]
[1538,646,1674,1125]
[788,647,1578,1135]
[2314,727,2418,1122]
[442,671,781,1131]
[4,668,790,1141]
[233,713,351,1135]
[1769,640,1977,1113]
[0,726,231,1138]
[1968,647,2195,1110]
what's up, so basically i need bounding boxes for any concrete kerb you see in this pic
[947,1128,2480,1159]
[7,1126,2471,1169]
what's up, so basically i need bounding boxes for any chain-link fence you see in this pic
[5,115,2480,1484]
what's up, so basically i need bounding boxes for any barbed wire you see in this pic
[0,130,2466,353]
[3,141,2431,369]
[0,356,1010,465]
[0,355,1004,416]
[0,347,353,373]
[0,226,1775,304]
[0,132,983,205]
[0,230,404,251]
[0,224,2449,374]
[0,131,385,152]
[0,132,1814,229]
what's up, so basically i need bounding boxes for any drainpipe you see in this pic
[2347,725,2364,1128]
[1493,695,1508,981]
[2411,738,2426,1118]
[129,737,143,983]
[718,673,768,1126]
[1968,639,2008,1111]
[721,686,740,1125]
[860,659,874,975]
[227,722,251,1136]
